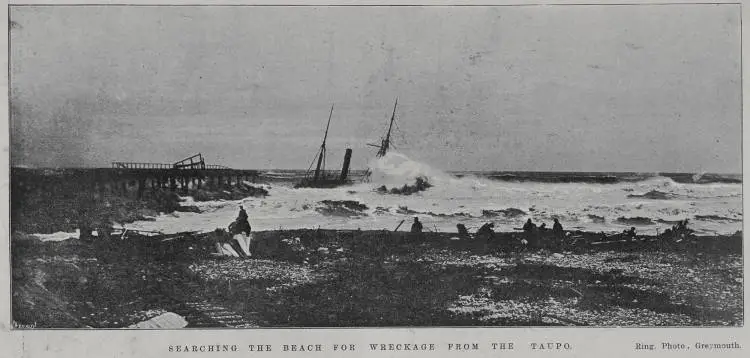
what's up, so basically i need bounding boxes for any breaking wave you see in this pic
[482,208,527,218]
[694,215,742,223]
[478,171,740,185]
[626,190,675,200]
[615,217,656,226]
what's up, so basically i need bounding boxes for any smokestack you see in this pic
[340,148,353,181]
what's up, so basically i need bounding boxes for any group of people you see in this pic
[233,207,694,247]
[410,216,568,247]
[523,218,564,236]
[411,215,697,246]
[520,218,566,246]
[465,218,568,248]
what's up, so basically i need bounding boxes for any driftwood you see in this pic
[113,227,163,235]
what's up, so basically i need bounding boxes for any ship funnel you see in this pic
[340,148,353,181]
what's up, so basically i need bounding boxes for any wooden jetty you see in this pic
[12,153,260,199]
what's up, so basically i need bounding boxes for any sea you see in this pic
[120,152,743,237]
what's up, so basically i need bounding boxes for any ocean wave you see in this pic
[615,217,655,226]
[392,206,472,218]
[655,218,683,225]
[626,190,675,200]
[694,215,742,223]
[486,173,621,184]
[481,208,527,218]
[474,172,741,185]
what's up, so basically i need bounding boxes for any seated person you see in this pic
[476,222,495,240]
[456,223,471,239]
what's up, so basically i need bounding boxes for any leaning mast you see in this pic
[377,98,398,158]
[313,104,335,181]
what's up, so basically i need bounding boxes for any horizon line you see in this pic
[9,166,743,176]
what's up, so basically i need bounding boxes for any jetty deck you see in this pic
[12,167,262,199]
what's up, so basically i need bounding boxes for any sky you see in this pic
[9,5,741,173]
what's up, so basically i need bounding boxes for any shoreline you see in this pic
[10,167,743,237]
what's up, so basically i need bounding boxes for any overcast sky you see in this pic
[10,5,741,172]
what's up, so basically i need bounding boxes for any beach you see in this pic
[11,228,742,328]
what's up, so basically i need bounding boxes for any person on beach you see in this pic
[552,218,564,239]
[523,218,538,246]
[476,222,495,241]
[410,217,424,242]
[231,205,252,235]
[624,227,637,240]
[673,219,693,241]
[677,219,691,234]
[456,223,471,239]
[523,218,535,232]
[661,227,673,240]
[238,205,248,222]
[411,217,423,233]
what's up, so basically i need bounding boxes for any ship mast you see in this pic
[377,98,398,158]
[313,104,334,181]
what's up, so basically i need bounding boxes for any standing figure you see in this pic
[410,217,424,242]
[523,218,538,247]
[411,217,423,233]
[552,218,564,239]
[456,223,471,239]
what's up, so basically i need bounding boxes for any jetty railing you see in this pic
[113,153,230,170]
[112,162,174,169]
[173,153,206,170]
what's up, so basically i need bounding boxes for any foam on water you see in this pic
[127,152,742,236]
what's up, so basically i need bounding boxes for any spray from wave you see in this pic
[368,152,448,187]
[368,152,489,193]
